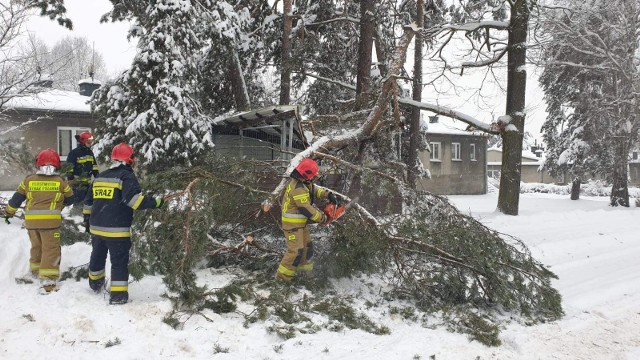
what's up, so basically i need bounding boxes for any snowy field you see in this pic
[1,191,640,359]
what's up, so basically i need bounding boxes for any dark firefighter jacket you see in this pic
[281,177,330,231]
[84,164,157,239]
[6,174,74,229]
[65,145,99,184]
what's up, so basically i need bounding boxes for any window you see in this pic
[58,127,91,160]
[470,143,476,161]
[634,152,638,160]
[452,142,461,161]
[429,142,441,161]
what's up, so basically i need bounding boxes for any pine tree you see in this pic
[539,0,640,206]
[93,0,213,170]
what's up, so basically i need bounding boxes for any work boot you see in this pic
[39,278,58,294]
[109,291,129,305]
[89,278,105,293]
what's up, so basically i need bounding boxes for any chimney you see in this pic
[34,74,53,88]
[429,115,439,123]
[78,78,102,96]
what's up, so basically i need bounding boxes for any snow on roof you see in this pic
[424,116,483,136]
[488,146,543,163]
[78,78,102,85]
[2,89,91,113]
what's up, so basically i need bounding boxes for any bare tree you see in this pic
[47,36,107,91]
[0,0,72,110]
[537,0,640,207]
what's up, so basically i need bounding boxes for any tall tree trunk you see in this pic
[229,50,250,111]
[355,0,375,105]
[279,0,292,105]
[407,0,424,188]
[610,136,629,207]
[497,0,529,215]
[348,0,376,199]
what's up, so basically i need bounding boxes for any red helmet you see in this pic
[36,149,61,168]
[111,143,135,165]
[77,131,94,145]
[295,158,319,181]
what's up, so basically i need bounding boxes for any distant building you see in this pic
[417,115,488,195]
[487,146,566,184]
[0,79,101,190]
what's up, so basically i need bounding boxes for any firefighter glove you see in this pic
[155,197,165,208]
[328,192,342,205]
[83,215,90,233]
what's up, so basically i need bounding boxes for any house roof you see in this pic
[2,89,91,114]
[424,116,485,136]
[487,147,543,165]
[212,104,308,148]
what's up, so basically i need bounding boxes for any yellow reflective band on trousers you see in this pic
[28,181,60,192]
[90,226,131,238]
[110,281,128,292]
[277,263,296,277]
[89,269,105,280]
[39,268,60,277]
[298,263,313,272]
[30,262,40,271]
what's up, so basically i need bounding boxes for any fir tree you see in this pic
[93,0,213,170]
[539,0,640,206]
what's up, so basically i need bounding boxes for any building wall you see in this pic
[417,134,487,195]
[0,110,96,190]
[487,149,566,184]
[629,162,640,186]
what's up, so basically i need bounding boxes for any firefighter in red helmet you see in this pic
[83,142,164,304]
[3,149,74,293]
[277,158,345,282]
[64,131,99,209]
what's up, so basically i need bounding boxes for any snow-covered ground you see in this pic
[1,191,640,359]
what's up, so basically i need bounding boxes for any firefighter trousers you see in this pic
[27,228,61,280]
[277,226,314,281]
[88,236,131,295]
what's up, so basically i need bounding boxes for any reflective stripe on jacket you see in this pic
[65,145,99,182]
[84,165,157,239]
[281,178,329,230]
[6,174,73,229]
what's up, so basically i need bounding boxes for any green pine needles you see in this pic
[131,158,562,346]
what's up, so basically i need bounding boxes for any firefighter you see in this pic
[83,142,164,305]
[64,131,99,206]
[3,149,74,293]
[277,158,345,282]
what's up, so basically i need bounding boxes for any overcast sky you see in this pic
[25,0,136,75]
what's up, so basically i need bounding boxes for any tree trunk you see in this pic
[348,0,376,199]
[279,0,292,105]
[497,0,529,216]
[228,50,250,111]
[355,0,375,104]
[610,137,629,207]
[570,177,580,200]
[407,0,424,188]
